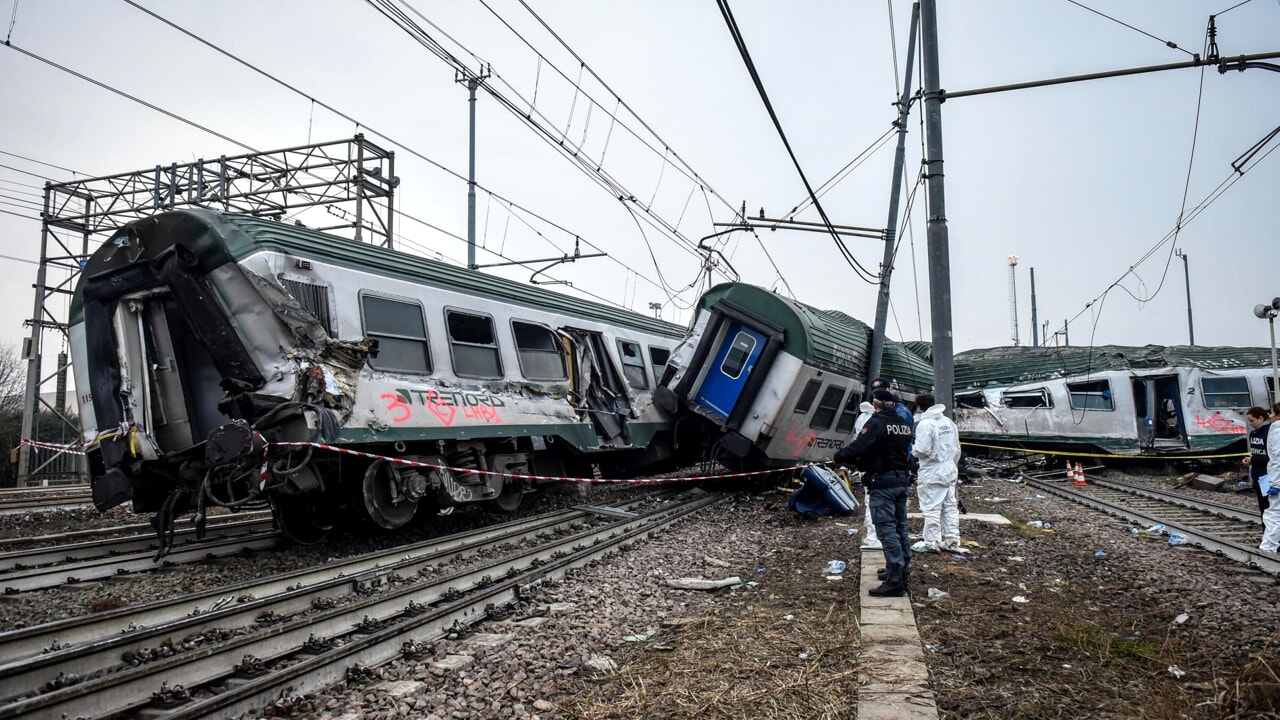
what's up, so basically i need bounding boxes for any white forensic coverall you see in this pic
[913,403,962,551]
[851,402,881,549]
[1264,420,1280,553]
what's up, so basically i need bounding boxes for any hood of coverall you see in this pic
[920,403,947,419]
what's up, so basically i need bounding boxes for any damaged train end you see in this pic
[655,282,931,471]
[70,209,691,554]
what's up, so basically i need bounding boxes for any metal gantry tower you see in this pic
[18,136,397,486]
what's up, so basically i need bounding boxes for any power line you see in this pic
[118,0,688,306]
[0,149,83,175]
[714,0,880,284]
[1064,0,1196,56]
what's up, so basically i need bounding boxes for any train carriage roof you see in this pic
[71,209,686,338]
[955,344,1276,389]
[697,283,932,393]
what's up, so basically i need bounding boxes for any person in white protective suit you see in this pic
[911,393,962,552]
[1263,403,1280,554]
[852,400,882,550]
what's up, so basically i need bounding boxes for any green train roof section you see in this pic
[955,344,1277,389]
[71,209,686,338]
[698,283,932,393]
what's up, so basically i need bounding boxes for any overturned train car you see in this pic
[655,282,932,469]
[71,210,690,544]
[952,345,1277,458]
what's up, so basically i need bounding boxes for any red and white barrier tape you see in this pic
[19,438,86,456]
[270,441,807,484]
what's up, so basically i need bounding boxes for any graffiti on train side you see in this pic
[381,388,506,426]
[1195,413,1247,435]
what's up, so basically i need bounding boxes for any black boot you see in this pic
[876,567,887,580]
[868,581,906,597]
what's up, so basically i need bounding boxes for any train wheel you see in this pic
[490,481,523,512]
[271,495,334,546]
[361,460,418,530]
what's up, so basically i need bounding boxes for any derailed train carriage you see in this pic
[655,282,932,469]
[951,345,1278,458]
[71,209,691,544]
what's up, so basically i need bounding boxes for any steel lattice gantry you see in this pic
[18,135,396,486]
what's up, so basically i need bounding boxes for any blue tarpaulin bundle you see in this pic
[788,465,860,517]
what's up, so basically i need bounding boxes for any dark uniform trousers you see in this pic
[869,471,912,584]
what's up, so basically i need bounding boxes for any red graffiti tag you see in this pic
[783,420,818,458]
[1195,414,1248,435]
[423,389,458,426]
[462,403,503,423]
[380,393,411,423]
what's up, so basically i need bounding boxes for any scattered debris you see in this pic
[666,577,742,591]
[926,588,950,603]
[1167,665,1186,679]
[703,556,731,568]
[1012,596,1030,604]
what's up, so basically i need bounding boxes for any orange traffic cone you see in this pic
[1073,461,1088,487]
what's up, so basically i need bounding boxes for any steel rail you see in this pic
[0,509,273,552]
[0,494,722,720]
[1026,478,1279,576]
[0,530,284,594]
[0,516,277,572]
[0,496,671,692]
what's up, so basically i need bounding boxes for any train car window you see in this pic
[648,346,671,375]
[720,331,757,380]
[446,310,502,378]
[1067,380,1114,411]
[955,392,986,409]
[511,321,567,380]
[1001,389,1051,408]
[793,379,821,414]
[617,340,649,389]
[1268,377,1276,406]
[361,294,431,373]
[280,277,334,335]
[810,386,847,431]
[1202,376,1250,408]
[835,392,862,433]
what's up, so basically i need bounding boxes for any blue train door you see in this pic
[694,324,767,420]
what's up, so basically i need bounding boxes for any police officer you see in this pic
[834,388,914,597]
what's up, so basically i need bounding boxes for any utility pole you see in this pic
[458,66,491,270]
[1007,255,1020,346]
[1175,248,1194,345]
[867,1,920,386]
[919,0,955,414]
[1030,267,1039,347]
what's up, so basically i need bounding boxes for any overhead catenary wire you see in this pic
[115,0,682,306]
[714,0,881,284]
[1064,0,1197,56]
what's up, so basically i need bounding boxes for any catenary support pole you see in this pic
[465,75,480,269]
[867,2,920,386]
[1176,249,1194,345]
[1030,267,1039,347]
[919,0,954,415]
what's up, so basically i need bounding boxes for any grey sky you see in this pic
[1,0,1277,368]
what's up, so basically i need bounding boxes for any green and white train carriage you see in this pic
[656,282,932,469]
[70,209,688,545]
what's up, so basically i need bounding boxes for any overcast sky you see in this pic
[1,0,1277,371]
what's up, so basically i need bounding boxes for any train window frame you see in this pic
[719,331,757,380]
[616,339,649,390]
[835,391,863,434]
[793,379,822,414]
[1202,376,1251,408]
[279,273,335,336]
[1268,376,1276,406]
[359,292,432,374]
[648,346,671,377]
[1067,379,1114,411]
[810,385,847,431]
[510,320,567,381]
[445,308,503,379]
[1001,388,1052,409]
[955,392,986,409]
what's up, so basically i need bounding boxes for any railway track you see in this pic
[0,491,724,720]
[0,486,92,513]
[0,512,280,593]
[1025,476,1279,575]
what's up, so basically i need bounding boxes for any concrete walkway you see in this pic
[856,512,1011,719]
